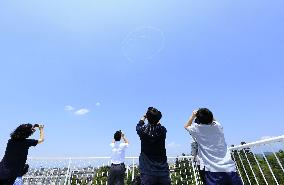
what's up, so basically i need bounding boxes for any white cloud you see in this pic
[96,102,101,107]
[167,142,181,148]
[260,136,274,140]
[65,105,75,111]
[74,108,90,115]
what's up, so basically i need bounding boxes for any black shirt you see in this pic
[136,120,169,176]
[0,139,38,179]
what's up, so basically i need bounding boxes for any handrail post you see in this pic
[190,158,198,185]
[132,158,135,181]
[64,157,72,185]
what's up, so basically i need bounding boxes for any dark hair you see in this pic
[114,130,122,141]
[10,124,34,140]
[146,107,162,124]
[195,108,213,125]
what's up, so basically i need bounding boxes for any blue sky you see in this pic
[0,0,283,157]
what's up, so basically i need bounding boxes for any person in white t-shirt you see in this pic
[107,130,129,185]
[184,108,243,185]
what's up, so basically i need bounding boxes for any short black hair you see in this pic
[10,124,34,140]
[195,108,213,125]
[114,131,122,141]
[146,107,162,124]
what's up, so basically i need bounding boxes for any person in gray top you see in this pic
[185,108,242,185]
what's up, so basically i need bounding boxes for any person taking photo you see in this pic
[108,130,129,185]
[136,107,171,185]
[0,123,44,185]
[184,108,242,185]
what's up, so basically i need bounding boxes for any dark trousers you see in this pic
[197,165,206,184]
[141,173,171,185]
[0,177,17,185]
[205,171,243,185]
[107,163,125,185]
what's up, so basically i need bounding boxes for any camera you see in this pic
[33,124,44,128]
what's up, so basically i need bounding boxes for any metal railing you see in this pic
[229,135,284,185]
[23,135,284,185]
[23,156,203,185]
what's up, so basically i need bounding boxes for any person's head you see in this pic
[114,130,122,141]
[195,108,213,125]
[146,107,162,125]
[10,124,36,140]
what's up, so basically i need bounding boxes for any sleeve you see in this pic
[121,143,129,149]
[185,123,198,137]
[26,139,38,147]
[214,121,224,132]
[110,143,115,148]
[136,120,145,137]
[161,126,167,138]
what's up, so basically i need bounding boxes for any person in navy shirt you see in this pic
[0,124,44,185]
[136,107,171,185]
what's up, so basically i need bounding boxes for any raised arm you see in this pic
[38,125,44,144]
[140,115,146,122]
[184,110,197,129]
[136,115,146,136]
[121,133,129,144]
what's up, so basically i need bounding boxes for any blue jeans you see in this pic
[141,173,171,185]
[205,171,243,185]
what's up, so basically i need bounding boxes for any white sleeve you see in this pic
[121,143,129,149]
[185,123,199,137]
[214,121,224,131]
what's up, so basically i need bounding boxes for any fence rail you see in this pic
[23,135,284,185]
[229,135,284,185]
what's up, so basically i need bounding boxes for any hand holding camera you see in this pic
[140,114,147,122]
[120,130,125,138]
[33,124,44,129]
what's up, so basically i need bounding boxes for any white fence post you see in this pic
[261,150,279,185]
[190,159,198,185]
[132,158,135,181]
[237,150,252,185]
[243,150,259,185]
[64,157,72,185]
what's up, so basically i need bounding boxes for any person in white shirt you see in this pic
[107,130,129,185]
[184,108,243,185]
